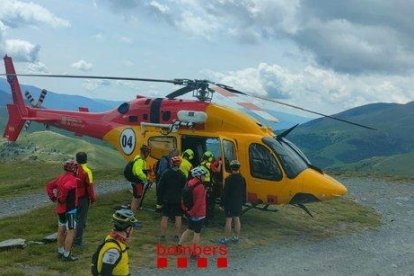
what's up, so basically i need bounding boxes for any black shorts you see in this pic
[162,203,182,217]
[188,218,204,234]
[58,212,77,230]
[224,208,241,218]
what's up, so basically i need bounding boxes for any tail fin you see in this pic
[3,55,28,142]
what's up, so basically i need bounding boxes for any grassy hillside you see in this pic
[0,131,125,197]
[289,102,414,178]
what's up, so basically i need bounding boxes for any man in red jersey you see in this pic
[46,160,79,261]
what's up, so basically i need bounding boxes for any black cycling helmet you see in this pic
[76,152,87,164]
[112,209,141,231]
[230,160,241,170]
[140,145,151,154]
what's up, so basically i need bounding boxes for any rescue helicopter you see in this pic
[1,55,374,216]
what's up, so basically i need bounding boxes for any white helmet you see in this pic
[191,166,207,178]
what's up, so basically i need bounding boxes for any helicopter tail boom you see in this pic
[3,55,29,141]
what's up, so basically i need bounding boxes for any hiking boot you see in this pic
[159,235,167,243]
[62,254,78,262]
[217,238,230,245]
[230,236,239,243]
[173,235,180,243]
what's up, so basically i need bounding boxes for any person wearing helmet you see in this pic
[46,160,80,261]
[130,145,151,213]
[74,151,96,247]
[179,149,194,178]
[218,160,246,244]
[95,209,141,275]
[157,155,187,242]
[178,166,207,256]
[200,151,220,225]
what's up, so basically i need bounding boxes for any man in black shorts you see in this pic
[157,156,187,242]
[219,160,246,244]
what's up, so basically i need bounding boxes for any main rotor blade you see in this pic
[166,85,195,99]
[0,73,179,84]
[214,85,376,130]
[253,94,377,130]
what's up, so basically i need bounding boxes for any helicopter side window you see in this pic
[223,140,236,173]
[148,136,177,160]
[263,137,308,179]
[249,143,282,181]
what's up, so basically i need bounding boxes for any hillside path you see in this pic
[0,180,129,219]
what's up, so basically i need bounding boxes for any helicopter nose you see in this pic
[300,169,347,201]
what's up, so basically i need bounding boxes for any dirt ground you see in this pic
[139,176,414,275]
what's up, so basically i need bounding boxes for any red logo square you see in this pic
[177,257,188,269]
[217,257,228,268]
[197,257,208,268]
[157,257,168,268]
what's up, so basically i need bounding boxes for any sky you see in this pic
[0,0,413,116]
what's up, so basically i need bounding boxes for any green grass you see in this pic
[0,189,380,275]
[0,161,124,197]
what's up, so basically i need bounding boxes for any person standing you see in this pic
[74,151,96,247]
[130,145,151,213]
[200,151,219,225]
[179,149,194,179]
[93,209,141,275]
[178,167,207,256]
[46,160,80,261]
[157,156,187,243]
[219,160,246,244]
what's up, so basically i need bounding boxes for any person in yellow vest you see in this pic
[200,151,220,225]
[130,145,151,213]
[179,149,194,179]
[95,209,141,275]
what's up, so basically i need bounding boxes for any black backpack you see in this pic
[182,182,200,210]
[123,158,142,183]
[155,155,170,182]
[91,238,123,276]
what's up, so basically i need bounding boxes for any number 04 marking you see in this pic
[120,128,136,155]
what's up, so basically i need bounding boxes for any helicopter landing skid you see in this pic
[241,203,279,215]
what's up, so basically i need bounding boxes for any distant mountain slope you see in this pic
[0,78,122,111]
[289,101,414,177]
[0,131,124,169]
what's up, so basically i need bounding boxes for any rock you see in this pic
[43,232,57,243]
[28,241,45,245]
[0,238,27,250]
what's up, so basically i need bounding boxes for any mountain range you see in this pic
[1,78,413,178]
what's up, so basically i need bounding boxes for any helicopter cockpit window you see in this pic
[117,102,129,114]
[263,137,308,179]
[249,143,282,181]
[223,140,236,173]
[148,136,177,160]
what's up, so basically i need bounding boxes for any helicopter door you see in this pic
[248,143,283,204]
[181,135,221,167]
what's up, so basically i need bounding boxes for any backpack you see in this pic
[91,238,123,276]
[155,155,170,182]
[123,158,142,183]
[182,182,200,210]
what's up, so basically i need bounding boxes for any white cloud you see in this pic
[4,39,40,62]
[25,62,49,73]
[82,79,111,91]
[0,0,70,28]
[120,36,132,44]
[71,60,93,71]
[207,63,414,114]
[149,1,170,13]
